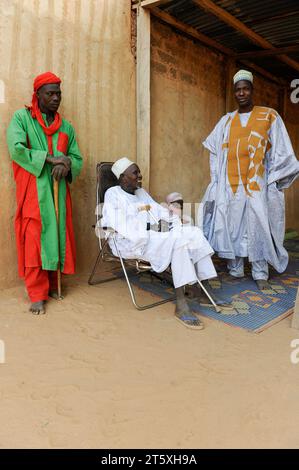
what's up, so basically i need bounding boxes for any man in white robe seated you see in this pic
[101,157,233,330]
[202,69,299,291]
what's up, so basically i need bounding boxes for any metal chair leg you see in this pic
[88,239,123,286]
[88,251,102,285]
[112,237,175,311]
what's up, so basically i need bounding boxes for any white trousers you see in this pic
[171,245,217,288]
[227,257,269,281]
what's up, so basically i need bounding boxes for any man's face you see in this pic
[121,164,142,191]
[37,83,61,113]
[234,80,253,108]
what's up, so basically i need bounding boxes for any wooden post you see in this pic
[136,5,151,191]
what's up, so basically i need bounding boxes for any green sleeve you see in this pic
[67,126,83,183]
[6,111,47,177]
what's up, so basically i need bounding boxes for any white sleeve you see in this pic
[202,114,231,183]
[137,189,170,221]
[102,189,148,250]
[267,114,299,188]
[202,114,230,154]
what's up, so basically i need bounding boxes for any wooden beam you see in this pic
[132,0,172,9]
[249,10,299,27]
[279,55,299,73]
[235,45,299,59]
[193,0,299,73]
[150,7,285,85]
[193,0,273,48]
[136,6,151,190]
[150,7,232,55]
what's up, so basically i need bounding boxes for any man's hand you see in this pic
[51,164,69,181]
[46,155,71,170]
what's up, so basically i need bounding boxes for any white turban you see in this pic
[111,157,135,179]
[166,192,183,204]
[233,69,253,85]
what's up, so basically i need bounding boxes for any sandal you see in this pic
[175,311,204,330]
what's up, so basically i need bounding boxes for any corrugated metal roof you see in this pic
[158,0,299,81]
[217,0,299,46]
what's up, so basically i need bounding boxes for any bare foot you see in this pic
[184,285,201,299]
[176,293,192,313]
[256,280,271,291]
[175,297,204,330]
[29,301,45,315]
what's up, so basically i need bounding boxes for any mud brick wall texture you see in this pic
[150,18,226,205]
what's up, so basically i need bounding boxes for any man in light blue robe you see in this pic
[202,70,299,290]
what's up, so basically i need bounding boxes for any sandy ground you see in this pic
[0,273,299,449]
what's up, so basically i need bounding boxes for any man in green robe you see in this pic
[7,71,82,314]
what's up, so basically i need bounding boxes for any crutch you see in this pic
[53,179,63,299]
[196,278,221,313]
[138,204,159,225]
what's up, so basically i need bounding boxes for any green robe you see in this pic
[7,108,82,274]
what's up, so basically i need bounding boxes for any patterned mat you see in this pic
[129,242,299,333]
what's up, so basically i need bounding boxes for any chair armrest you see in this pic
[95,222,117,239]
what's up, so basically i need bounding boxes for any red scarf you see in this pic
[27,72,62,154]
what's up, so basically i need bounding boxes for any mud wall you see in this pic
[0,0,136,288]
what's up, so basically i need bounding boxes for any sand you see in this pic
[0,274,299,449]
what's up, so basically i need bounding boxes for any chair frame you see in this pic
[88,162,175,311]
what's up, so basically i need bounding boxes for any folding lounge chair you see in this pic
[88,162,222,313]
[88,162,175,311]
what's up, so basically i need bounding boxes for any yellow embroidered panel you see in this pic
[227,106,277,195]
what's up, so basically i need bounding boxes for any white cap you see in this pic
[166,192,183,204]
[111,157,135,179]
[233,69,253,85]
